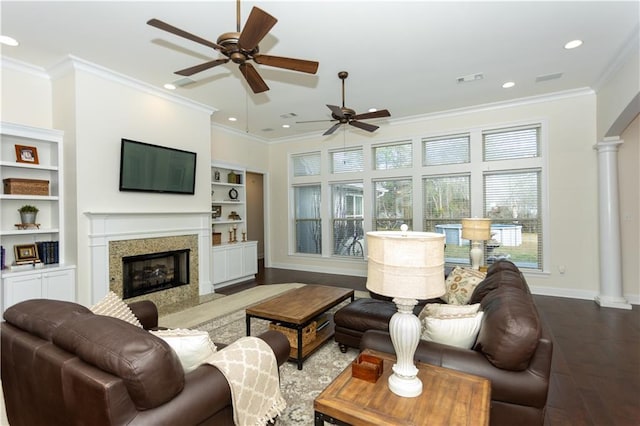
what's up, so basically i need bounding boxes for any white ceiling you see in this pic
[2,1,638,141]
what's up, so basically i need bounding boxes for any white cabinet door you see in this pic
[43,268,75,302]
[212,248,228,284]
[243,242,258,275]
[3,274,42,311]
[226,245,244,280]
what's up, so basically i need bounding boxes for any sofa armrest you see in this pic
[360,329,551,409]
[127,300,158,330]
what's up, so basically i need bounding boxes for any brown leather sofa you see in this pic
[1,298,290,426]
[334,260,553,426]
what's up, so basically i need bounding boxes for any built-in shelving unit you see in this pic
[210,162,257,288]
[0,122,75,311]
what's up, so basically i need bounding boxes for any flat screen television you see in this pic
[119,139,197,195]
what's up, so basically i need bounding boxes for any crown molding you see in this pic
[47,55,217,115]
[593,24,640,92]
[1,56,49,79]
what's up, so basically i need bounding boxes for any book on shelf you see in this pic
[36,241,59,265]
[1,245,5,270]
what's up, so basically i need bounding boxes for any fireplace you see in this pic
[123,249,190,299]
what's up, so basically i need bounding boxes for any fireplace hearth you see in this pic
[123,249,189,299]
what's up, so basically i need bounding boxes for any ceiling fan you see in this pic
[298,71,391,136]
[147,0,319,94]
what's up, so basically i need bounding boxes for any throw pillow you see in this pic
[151,328,217,373]
[90,291,143,328]
[421,311,484,349]
[418,302,481,322]
[442,267,486,305]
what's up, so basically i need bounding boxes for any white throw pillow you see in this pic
[90,291,143,328]
[421,311,484,349]
[151,328,217,373]
[418,303,481,322]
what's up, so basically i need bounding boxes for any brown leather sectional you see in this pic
[1,299,290,425]
[334,260,553,426]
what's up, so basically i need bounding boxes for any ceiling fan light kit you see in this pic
[148,0,319,94]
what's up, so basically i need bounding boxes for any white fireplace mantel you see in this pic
[85,211,212,304]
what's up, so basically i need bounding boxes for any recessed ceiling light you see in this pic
[228,117,237,122]
[368,108,378,113]
[163,83,176,90]
[0,35,19,46]
[564,39,583,49]
[282,124,291,128]
[502,81,515,89]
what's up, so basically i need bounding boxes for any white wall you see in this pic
[1,59,52,127]
[619,115,639,299]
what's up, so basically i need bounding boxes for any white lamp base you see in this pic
[388,297,422,398]
[469,241,483,270]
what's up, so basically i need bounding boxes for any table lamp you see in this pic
[461,218,492,270]
[365,224,445,397]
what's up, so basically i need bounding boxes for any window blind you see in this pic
[374,142,412,170]
[331,148,364,173]
[292,152,321,177]
[483,126,540,161]
[423,134,470,166]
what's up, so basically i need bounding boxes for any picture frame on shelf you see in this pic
[14,243,40,264]
[15,145,39,164]
[212,205,222,219]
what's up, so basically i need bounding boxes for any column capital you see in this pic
[594,136,623,151]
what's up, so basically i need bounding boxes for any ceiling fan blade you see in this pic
[239,63,269,93]
[350,120,379,133]
[323,122,343,136]
[238,7,277,51]
[296,119,335,124]
[327,105,345,118]
[253,54,319,74]
[175,59,229,76]
[147,18,222,50]
[352,109,391,120]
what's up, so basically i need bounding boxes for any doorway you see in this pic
[245,171,265,260]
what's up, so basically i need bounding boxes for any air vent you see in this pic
[261,128,274,132]
[536,72,563,83]
[280,113,298,119]
[173,77,196,87]
[457,73,484,84]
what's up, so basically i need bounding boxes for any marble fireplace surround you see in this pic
[86,212,212,312]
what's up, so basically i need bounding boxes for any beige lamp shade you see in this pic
[366,231,446,300]
[461,218,492,241]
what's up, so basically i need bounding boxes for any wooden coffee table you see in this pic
[314,349,491,425]
[245,285,354,370]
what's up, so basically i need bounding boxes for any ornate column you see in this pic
[593,137,631,309]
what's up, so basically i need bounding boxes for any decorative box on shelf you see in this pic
[212,232,222,246]
[3,178,49,196]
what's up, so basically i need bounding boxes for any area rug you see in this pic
[193,307,360,425]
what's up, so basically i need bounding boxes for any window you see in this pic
[331,182,364,257]
[331,148,363,173]
[374,142,412,170]
[484,126,540,161]
[484,170,541,269]
[423,175,471,263]
[423,134,470,166]
[294,185,321,254]
[374,179,413,230]
[292,152,321,177]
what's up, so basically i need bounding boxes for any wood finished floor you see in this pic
[218,261,640,426]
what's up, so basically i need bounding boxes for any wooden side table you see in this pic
[314,349,491,426]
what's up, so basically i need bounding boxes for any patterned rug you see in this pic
[193,306,360,425]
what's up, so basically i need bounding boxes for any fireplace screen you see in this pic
[122,249,189,298]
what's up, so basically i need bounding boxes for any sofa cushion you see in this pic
[151,328,217,373]
[90,291,143,328]
[474,285,541,371]
[469,269,528,304]
[441,267,486,305]
[3,299,92,341]
[52,314,185,410]
[334,298,398,332]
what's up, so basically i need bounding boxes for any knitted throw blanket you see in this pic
[204,336,286,426]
